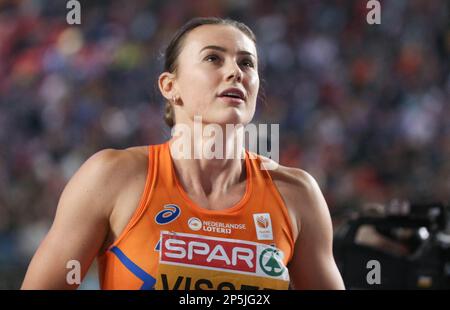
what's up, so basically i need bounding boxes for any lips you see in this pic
[218,87,246,101]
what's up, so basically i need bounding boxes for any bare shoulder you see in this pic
[91,146,150,242]
[256,156,344,289]
[257,154,319,200]
[256,154,326,239]
[82,146,148,183]
[86,145,147,173]
[69,146,148,211]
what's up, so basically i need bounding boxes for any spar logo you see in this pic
[160,232,256,273]
[259,248,285,277]
[155,204,181,225]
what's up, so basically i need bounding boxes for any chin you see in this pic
[209,111,251,127]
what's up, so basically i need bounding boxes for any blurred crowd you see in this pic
[0,0,449,288]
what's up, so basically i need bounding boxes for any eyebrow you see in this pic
[199,45,256,58]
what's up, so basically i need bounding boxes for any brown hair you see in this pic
[161,17,257,128]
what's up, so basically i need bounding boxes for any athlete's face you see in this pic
[172,24,259,126]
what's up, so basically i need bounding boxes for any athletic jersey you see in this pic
[98,142,295,290]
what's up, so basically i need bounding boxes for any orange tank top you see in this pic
[98,142,295,290]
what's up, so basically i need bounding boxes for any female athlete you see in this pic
[22,17,345,290]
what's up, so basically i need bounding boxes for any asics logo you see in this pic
[155,204,181,225]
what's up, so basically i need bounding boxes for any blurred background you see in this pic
[0,0,449,289]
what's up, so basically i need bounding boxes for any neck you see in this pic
[168,124,246,197]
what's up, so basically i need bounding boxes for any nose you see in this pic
[226,61,243,83]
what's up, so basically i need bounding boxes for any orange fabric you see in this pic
[98,142,295,290]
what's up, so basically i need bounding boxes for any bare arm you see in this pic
[21,149,123,289]
[288,171,345,290]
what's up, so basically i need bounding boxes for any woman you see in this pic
[22,17,345,290]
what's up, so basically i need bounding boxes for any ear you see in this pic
[158,72,178,101]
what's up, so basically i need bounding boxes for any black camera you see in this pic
[333,202,450,289]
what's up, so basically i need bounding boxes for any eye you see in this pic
[241,58,255,68]
[204,54,221,63]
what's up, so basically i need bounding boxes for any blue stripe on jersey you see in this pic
[110,246,156,290]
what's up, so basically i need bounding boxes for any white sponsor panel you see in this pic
[253,213,273,240]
